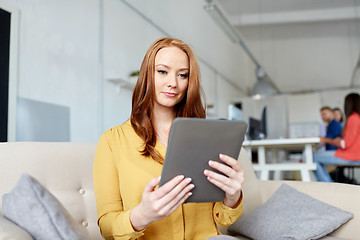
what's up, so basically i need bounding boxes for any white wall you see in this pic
[4,0,248,141]
[287,93,322,123]
[3,0,100,142]
[240,19,360,92]
[102,0,248,129]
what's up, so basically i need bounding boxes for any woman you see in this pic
[315,93,360,182]
[93,37,245,239]
[333,107,345,127]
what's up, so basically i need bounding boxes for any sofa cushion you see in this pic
[206,235,240,239]
[228,184,353,240]
[2,174,88,240]
[0,215,34,240]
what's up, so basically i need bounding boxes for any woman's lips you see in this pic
[163,92,177,97]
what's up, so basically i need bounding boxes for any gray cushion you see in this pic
[0,215,34,240]
[2,174,88,240]
[228,184,353,240]
[206,235,240,240]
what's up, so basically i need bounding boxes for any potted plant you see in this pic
[129,70,140,82]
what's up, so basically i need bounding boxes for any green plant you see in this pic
[130,70,140,77]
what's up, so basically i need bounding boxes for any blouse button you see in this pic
[79,188,85,195]
[82,221,88,227]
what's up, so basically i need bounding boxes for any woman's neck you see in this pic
[152,104,176,147]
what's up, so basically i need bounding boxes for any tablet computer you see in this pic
[159,118,248,203]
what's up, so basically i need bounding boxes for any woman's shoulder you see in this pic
[349,112,360,122]
[101,119,135,139]
[97,119,141,149]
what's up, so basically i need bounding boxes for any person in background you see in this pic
[319,106,342,150]
[93,37,245,240]
[314,93,360,182]
[330,107,346,180]
[333,107,345,127]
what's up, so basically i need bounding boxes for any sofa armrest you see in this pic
[0,215,34,240]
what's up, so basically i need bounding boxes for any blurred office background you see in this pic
[1,0,360,142]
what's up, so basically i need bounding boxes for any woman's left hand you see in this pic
[204,154,245,208]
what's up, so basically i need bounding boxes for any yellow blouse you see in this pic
[93,119,243,240]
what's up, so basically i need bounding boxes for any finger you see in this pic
[159,178,193,206]
[155,175,186,199]
[219,154,242,172]
[169,192,192,212]
[208,160,236,178]
[144,176,161,193]
[207,176,234,194]
[158,184,194,217]
[164,191,193,216]
[205,168,244,188]
[204,169,230,186]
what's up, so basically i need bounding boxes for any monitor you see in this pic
[248,117,262,140]
[248,106,267,140]
[261,106,267,139]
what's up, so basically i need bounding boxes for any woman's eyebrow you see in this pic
[155,64,189,71]
[155,64,170,68]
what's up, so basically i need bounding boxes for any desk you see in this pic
[243,137,320,182]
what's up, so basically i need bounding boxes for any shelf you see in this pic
[107,78,136,93]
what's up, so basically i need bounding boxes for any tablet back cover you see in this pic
[159,118,247,203]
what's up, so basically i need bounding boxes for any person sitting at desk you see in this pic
[314,93,360,182]
[93,37,245,240]
[319,106,342,150]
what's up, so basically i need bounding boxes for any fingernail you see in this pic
[204,169,208,174]
[189,184,195,189]
[188,192,193,196]
[158,176,161,181]
[219,153,223,158]
[209,160,213,165]
[186,177,192,183]
[178,175,184,180]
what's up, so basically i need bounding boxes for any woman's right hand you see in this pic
[130,175,194,231]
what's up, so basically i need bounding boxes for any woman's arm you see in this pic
[341,114,360,149]
[204,154,245,208]
[320,136,342,148]
[94,133,144,239]
[204,154,245,226]
[94,132,194,238]
[321,115,360,149]
[94,133,138,239]
[130,175,194,231]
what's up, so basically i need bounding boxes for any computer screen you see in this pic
[248,117,262,140]
[248,106,267,140]
[261,106,267,138]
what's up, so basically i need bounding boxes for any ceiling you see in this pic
[218,0,359,22]
[214,0,360,93]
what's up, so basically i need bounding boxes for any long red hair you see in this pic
[131,37,206,164]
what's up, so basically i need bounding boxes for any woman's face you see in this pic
[153,46,189,110]
[334,110,342,122]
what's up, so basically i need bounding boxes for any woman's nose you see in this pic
[167,74,177,88]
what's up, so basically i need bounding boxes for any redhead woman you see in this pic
[93,38,245,239]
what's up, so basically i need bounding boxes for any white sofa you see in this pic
[222,149,360,240]
[0,142,101,239]
[0,142,359,239]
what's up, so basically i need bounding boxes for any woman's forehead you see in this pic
[155,47,189,69]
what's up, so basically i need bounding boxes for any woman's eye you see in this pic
[179,73,189,79]
[157,70,167,75]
